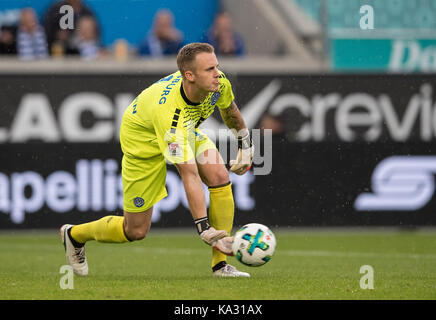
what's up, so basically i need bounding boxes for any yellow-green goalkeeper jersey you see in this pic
[120,70,235,164]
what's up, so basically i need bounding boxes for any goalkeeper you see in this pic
[60,42,254,278]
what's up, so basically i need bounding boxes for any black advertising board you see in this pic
[1,73,436,228]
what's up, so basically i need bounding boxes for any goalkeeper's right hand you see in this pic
[213,236,234,256]
[195,217,234,256]
[200,228,234,256]
[200,227,227,246]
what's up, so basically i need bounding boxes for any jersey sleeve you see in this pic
[152,106,196,164]
[216,71,235,110]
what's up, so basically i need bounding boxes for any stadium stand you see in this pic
[0,0,328,71]
[2,0,436,71]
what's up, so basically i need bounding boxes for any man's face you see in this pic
[154,12,173,38]
[77,17,96,41]
[190,52,220,92]
[20,9,37,32]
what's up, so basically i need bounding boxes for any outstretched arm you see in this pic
[175,161,207,221]
[175,161,231,254]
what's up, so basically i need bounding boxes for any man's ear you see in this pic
[185,70,195,82]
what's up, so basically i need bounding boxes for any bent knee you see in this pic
[124,226,149,241]
[206,170,229,187]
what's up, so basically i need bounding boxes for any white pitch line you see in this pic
[130,247,203,255]
[131,247,436,260]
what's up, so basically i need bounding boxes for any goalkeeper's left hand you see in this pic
[230,132,254,175]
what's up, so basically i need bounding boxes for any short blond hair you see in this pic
[176,42,214,77]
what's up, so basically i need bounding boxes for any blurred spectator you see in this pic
[16,8,49,60]
[43,0,100,56]
[72,16,102,60]
[138,9,184,57]
[0,25,17,55]
[260,113,284,135]
[113,39,129,61]
[202,12,245,57]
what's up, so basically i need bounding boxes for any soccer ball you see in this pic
[232,223,276,267]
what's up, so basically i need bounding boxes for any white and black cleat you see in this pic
[212,262,250,278]
[59,224,88,276]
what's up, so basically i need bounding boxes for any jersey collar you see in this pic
[180,84,201,106]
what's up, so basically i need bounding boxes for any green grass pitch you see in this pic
[0,228,435,300]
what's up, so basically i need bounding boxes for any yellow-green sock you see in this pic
[70,215,129,244]
[208,182,234,268]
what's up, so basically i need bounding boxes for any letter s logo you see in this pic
[355,156,436,211]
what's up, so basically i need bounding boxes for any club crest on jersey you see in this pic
[133,197,145,208]
[211,92,220,105]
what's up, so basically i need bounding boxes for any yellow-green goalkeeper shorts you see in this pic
[122,128,217,213]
